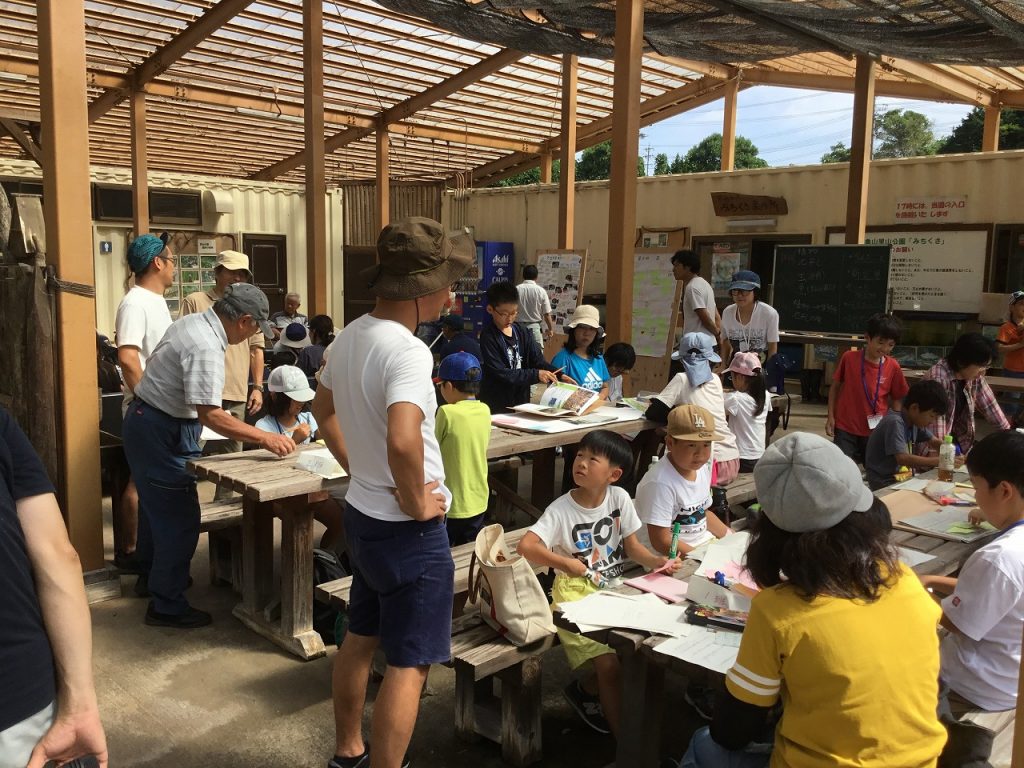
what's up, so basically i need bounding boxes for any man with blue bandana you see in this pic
[112,234,175,572]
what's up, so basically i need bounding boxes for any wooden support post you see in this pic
[558,54,578,250]
[376,124,390,234]
[845,54,876,245]
[303,0,327,314]
[605,0,643,343]
[37,0,103,570]
[538,153,552,184]
[130,88,149,236]
[721,77,739,171]
[1014,620,1024,767]
[983,106,1002,152]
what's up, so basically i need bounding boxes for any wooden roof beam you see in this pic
[87,0,259,123]
[251,48,526,181]
[646,54,738,81]
[878,56,999,107]
[0,117,41,165]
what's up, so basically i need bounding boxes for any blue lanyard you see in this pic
[861,351,884,415]
[996,519,1024,540]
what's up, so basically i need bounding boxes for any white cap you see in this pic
[268,365,315,402]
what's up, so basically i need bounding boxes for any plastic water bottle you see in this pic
[937,435,956,482]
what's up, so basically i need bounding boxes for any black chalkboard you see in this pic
[771,244,891,334]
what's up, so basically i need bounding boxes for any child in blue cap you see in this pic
[434,351,492,548]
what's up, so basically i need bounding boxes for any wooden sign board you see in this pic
[711,192,788,217]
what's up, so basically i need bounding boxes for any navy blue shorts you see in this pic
[344,503,455,667]
[445,513,486,547]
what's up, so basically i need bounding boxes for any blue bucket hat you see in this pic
[678,332,721,388]
[729,270,761,292]
[127,234,166,275]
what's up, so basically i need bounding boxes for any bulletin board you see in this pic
[149,231,237,317]
[826,225,991,314]
[535,248,587,358]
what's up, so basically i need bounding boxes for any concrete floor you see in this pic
[92,404,832,767]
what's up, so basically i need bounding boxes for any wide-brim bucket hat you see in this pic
[361,217,476,301]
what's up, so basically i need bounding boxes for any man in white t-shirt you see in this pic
[516,264,554,349]
[919,431,1024,765]
[113,233,175,572]
[672,250,719,339]
[312,217,474,768]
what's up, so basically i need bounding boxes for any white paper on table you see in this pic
[685,541,711,562]
[654,625,742,674]
[697,532,754,589]
[891,477,929,492]
[295,447,348,479]
[200,425,228,441]
[559,591,691,637]
[897,546,937,568]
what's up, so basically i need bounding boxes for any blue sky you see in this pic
[638,86,974,169]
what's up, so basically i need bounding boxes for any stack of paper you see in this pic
[697,532,755,591]
[295,447,347,480]
[654,625,742,674]
[559,591,691,637]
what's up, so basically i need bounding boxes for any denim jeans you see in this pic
[681,726,773,768]
[123,400,202,615]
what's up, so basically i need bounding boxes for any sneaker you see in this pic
[144,603,212,628]
[684,684,715,721]
[563,680,611,734]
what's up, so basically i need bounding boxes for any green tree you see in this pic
[874,109,938,158]
[821,142,852,163]
[492,160,561,188]
[676,133,769,173]
[938,107,1024,153]
[669,153,687,174]
[653,152,671,175]
[574,140,646,181]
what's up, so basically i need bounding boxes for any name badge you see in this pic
[866,414,883,430]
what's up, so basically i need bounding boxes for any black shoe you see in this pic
[113,551,146,574]
[144,603,212,628]
[563,680,611,734]
[329,744,409,768]
[133,574,192,598]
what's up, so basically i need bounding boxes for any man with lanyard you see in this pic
[311,217,474,768]
[124,283,294,628]
[516,264,555,349]
[181,250,266,500]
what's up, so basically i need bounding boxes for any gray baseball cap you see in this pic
[753,432,875,533]
[221,283,274,339]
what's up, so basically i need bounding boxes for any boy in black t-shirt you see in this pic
[478,281,569,412]
[863,380,950,490]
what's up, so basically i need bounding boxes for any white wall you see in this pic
[443,150,1024,295]
[0,159,345,337]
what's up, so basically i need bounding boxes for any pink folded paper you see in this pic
[623,572,689,603]
[702,560,759,592]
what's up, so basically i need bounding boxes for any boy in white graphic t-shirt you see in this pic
[636,404,732,556]
[518,430,679,738]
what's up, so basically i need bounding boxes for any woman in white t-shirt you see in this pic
[724,352,769,473]
[645,332,740,486]
[720,270,780,364]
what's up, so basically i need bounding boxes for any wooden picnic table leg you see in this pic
[499,656,544,767]
[530,447,557,509]
[615,647,665,768]
[232,495,324,660]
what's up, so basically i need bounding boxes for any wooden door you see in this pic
[343,245,377,325]
[243,234,287,315]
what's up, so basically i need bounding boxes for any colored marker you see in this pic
[668,521,681,558]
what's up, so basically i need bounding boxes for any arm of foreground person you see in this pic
[311,384,350,472]
[18,492,108,768]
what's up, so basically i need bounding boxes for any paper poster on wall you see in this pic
[827,228,988,313]
[536,249,587,331]
[711,251,742,292]
[632,252,682,357]
[198,238,217,255]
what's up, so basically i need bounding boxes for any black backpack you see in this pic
[763,353,797,439]
[312,548,348,646]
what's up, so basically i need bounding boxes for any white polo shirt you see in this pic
[516,280,551,325]
[941,523,1024,711]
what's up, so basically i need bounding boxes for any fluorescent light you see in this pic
[726,217,777,230]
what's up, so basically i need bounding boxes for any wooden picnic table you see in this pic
[555,484,982,768]
[187,417,657,660]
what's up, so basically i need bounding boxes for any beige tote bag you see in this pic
[468,523,557,646]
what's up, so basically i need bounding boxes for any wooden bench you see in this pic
[199,498,244,591]
[316,527,557,766]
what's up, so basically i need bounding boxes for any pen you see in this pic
[668,521,681,559]
[551,366,566,376]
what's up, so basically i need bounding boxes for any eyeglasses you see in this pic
[160,253,177,266]
[492,308,518,319]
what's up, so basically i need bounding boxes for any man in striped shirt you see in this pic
[124,283,295,628]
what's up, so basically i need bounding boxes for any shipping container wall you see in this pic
[341,182,443,246]
[0,159,345,337]
[442,150,1024,295]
